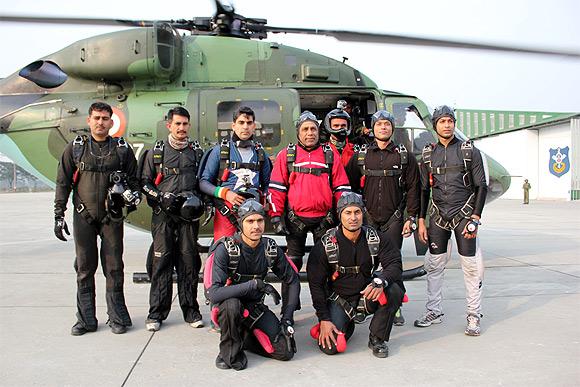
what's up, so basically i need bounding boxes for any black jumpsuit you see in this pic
[208,235,300,368]
[54,136,139,329]
[140,140,203,323]
[307,226,404,355]
[346,141,420,249]
[419,136,487,256]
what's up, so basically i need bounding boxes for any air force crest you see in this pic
[549,146,570,178]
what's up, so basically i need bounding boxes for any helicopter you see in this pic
[3,0,575,278]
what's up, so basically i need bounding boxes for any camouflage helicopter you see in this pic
[4,0,575,278]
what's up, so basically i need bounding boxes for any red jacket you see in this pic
[268,143,351,218]
[330,139,355,167]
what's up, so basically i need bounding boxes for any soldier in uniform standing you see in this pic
[54,102,141,335]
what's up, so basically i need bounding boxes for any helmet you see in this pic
[324,108,351,136]
[295,110,319,130]
[179,192,204,221]
[336,192,365,217]
[432,105,456,125]
[237,187,261,201]
[237,199,265,226]
[370,110,395,133]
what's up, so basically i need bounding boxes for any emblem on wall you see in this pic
[549,146,570,178]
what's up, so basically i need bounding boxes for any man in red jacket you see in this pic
[268,111,351,310]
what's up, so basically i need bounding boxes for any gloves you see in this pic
[271,216,289,235]
[122,189,141,206]
[54,216,70,242]
[160,192,179,213]
[255,279,281,305]
[280,318,297,353]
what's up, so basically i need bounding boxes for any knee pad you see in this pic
[253,328,274,354]
[311,323,347,353]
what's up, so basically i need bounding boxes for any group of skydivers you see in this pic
[54,100,487,370]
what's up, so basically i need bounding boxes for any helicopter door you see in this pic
[198,88,299,152]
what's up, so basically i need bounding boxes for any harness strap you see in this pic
[429,193,475,231]
[329,292,356,320]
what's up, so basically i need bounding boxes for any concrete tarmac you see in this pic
[1,192,579,386]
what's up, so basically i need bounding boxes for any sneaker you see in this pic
[189,315,204,328]
[70,321,97,336]
[414,310,443,328]
[394,308,405,326]
[465,314,481,336]
[368,334,389,358]
[145,319,161,332]
[109,321,127,334]
[353,312,370,324]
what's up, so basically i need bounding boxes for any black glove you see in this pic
[54,216,70,242]
[255,279,281,305]
[160,192,179,213]
[271,216,289,235]
[280,318,297,353]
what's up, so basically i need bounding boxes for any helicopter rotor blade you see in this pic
[267,26,580,58]
[0,15,157,27]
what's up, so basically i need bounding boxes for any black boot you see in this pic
[215,355,230,370]
[368,334,389,358]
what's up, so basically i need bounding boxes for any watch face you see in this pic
[373,278,382,285]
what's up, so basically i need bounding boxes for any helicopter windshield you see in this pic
[390,101,435,155]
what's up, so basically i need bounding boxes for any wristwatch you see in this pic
[466,218,481,233]
[371,278,384,289]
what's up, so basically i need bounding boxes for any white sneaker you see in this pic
[189,315,204,329]
[414,310,443,328]
[145,320,161,332]
[465,314,481,336]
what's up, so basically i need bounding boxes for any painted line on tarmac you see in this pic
[121,294,178,387]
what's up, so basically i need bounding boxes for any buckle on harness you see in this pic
[219,205,231,216]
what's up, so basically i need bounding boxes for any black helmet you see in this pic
[370,110,396,133]
[237,187,261,201]
[336,192,365,217]
[432,105,456,125]
[237,199,265,226]
[295,110,319,130]
[324,108,351,136]
[179,192,204,221]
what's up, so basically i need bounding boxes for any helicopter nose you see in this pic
[484,153,511,201]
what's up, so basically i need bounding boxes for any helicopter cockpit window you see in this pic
[413,129,436,155]
[392,103,426,129]
[217,100,282,147]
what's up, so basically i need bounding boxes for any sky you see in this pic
[1,0,579,112]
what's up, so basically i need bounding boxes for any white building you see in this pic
[456,110,579,201]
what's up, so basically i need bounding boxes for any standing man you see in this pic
[54,102,141,335]
[307,193,404,358]
[199,106,271,240]
[207,199,300,370]
[268,111,351,311]
[140,107,205,332]
[345,110,420,326]
[522,179,531,204]
[414,105,487,336]
[324,108,355,166]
